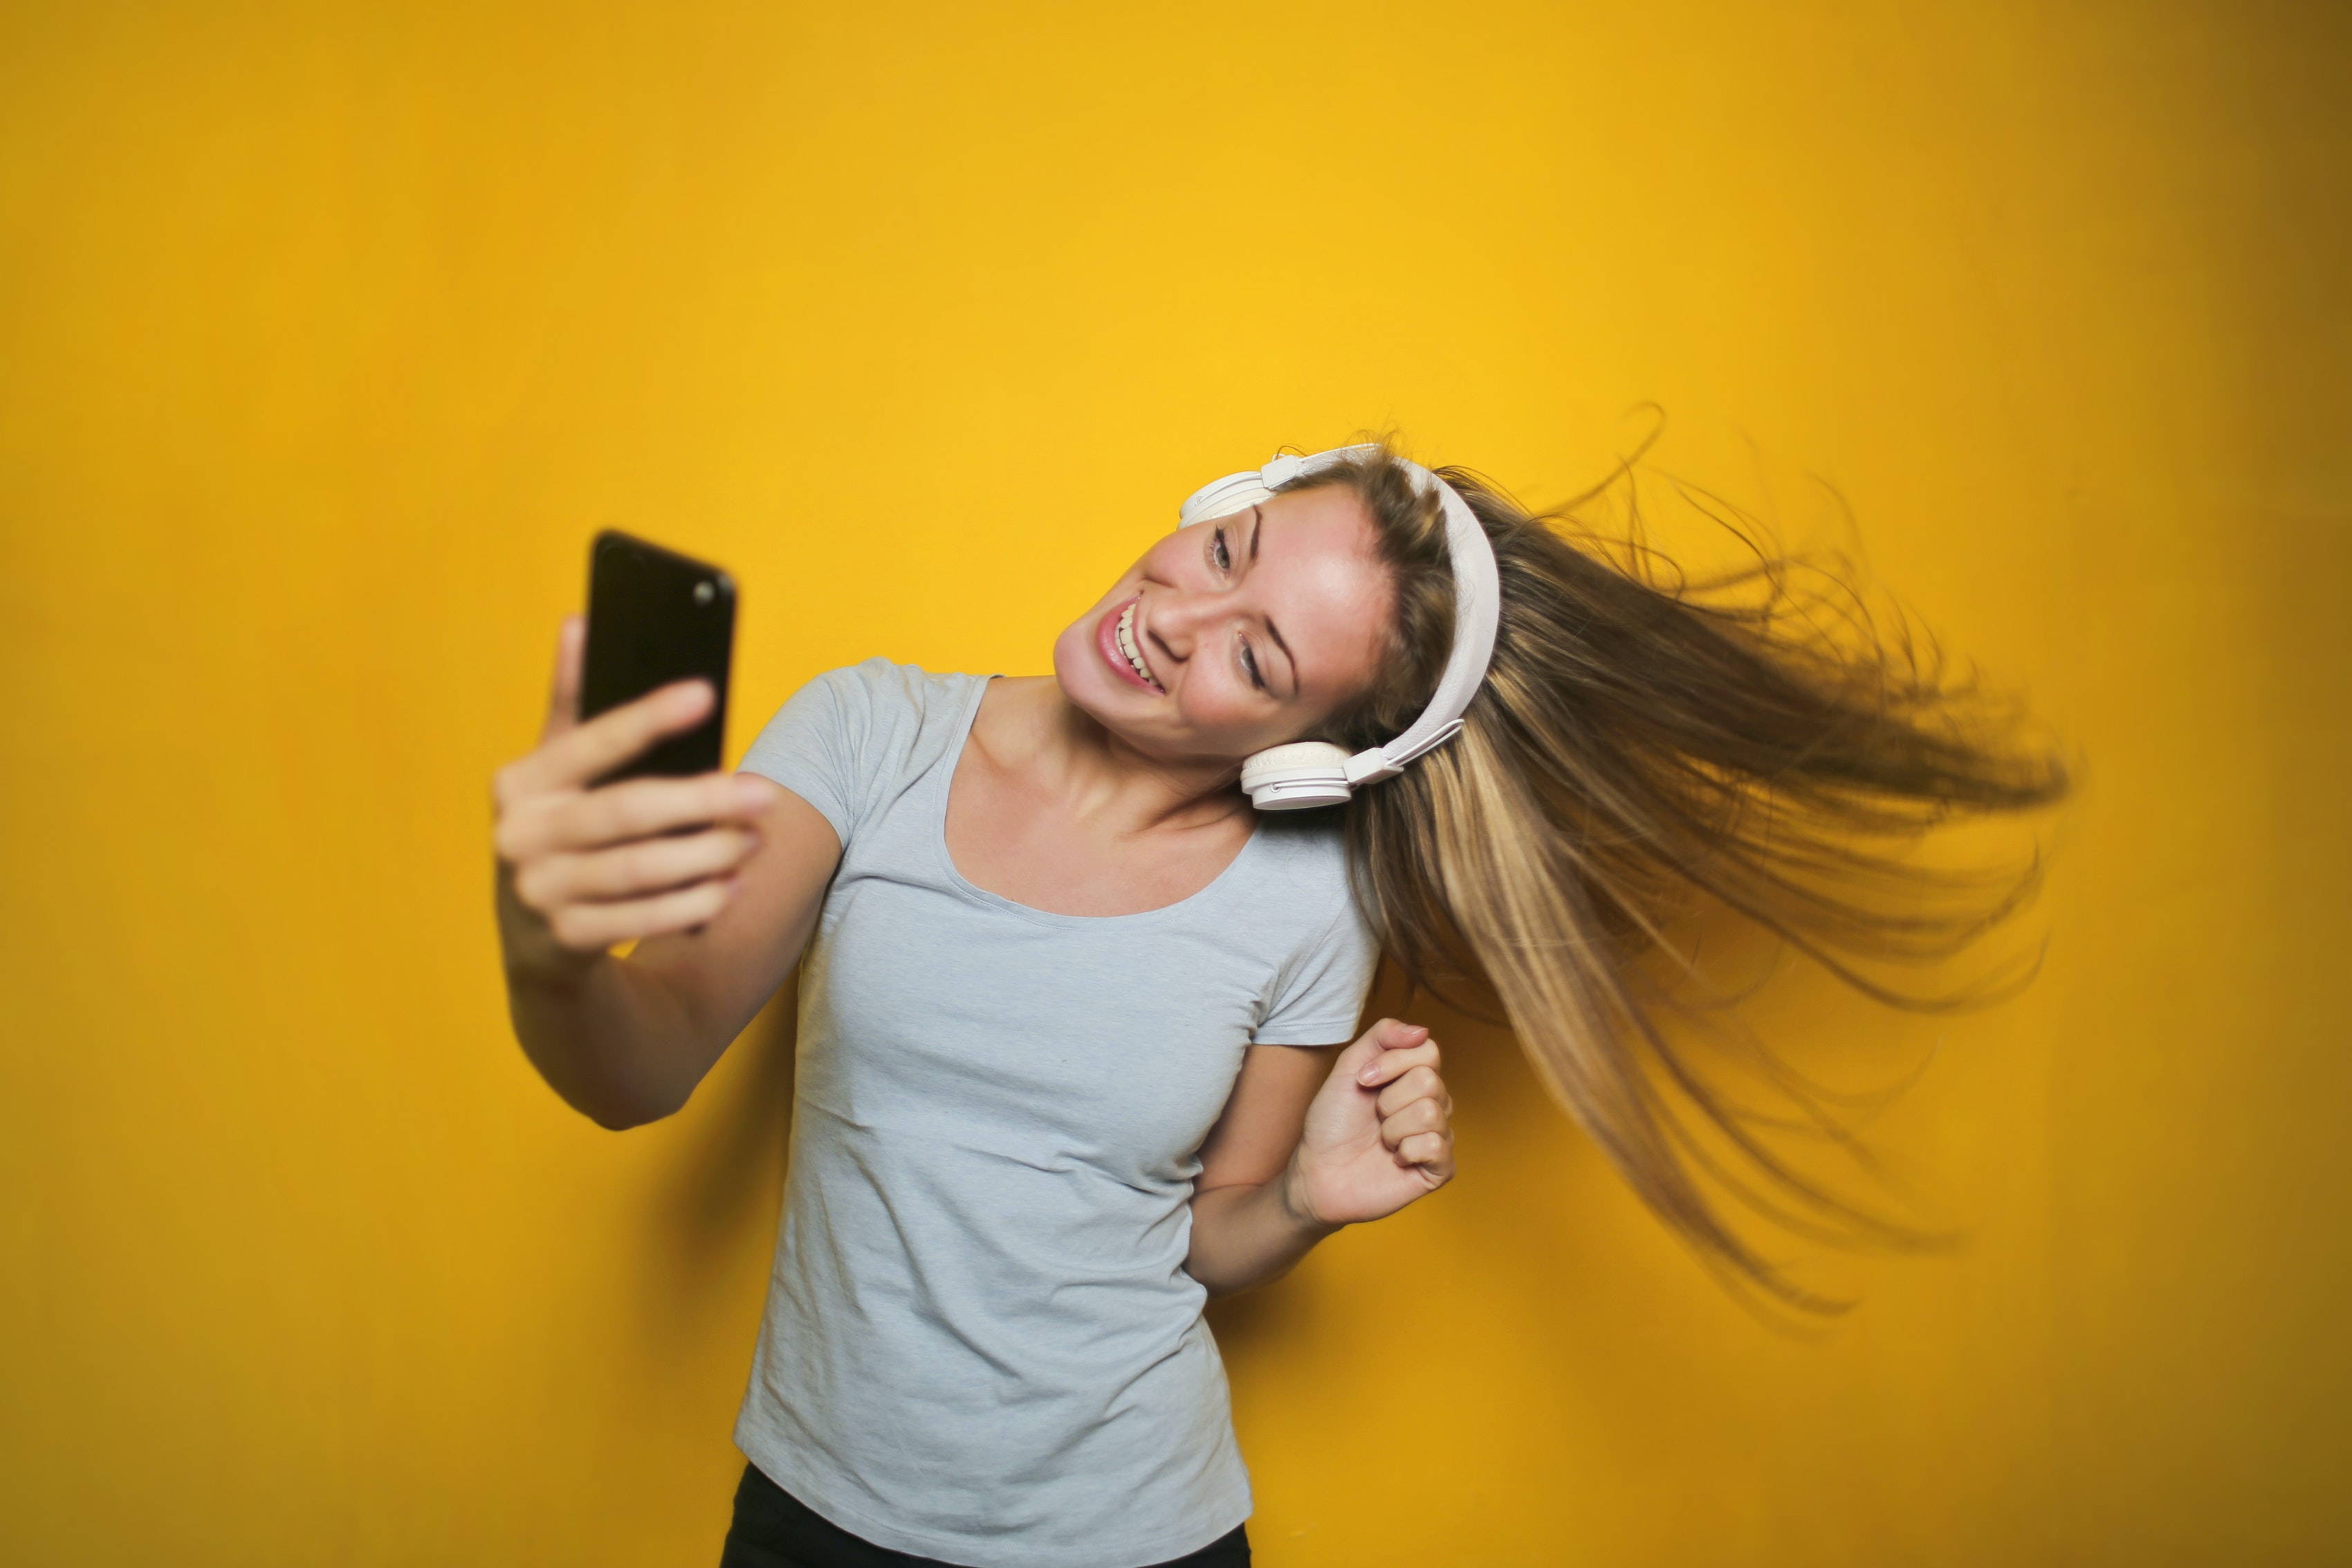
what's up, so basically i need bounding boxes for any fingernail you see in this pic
[1358,1065,1381,1085]
[735,777,771,811]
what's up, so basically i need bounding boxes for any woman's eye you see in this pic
[1211,528,1231,573]
[1241,642,1267,693]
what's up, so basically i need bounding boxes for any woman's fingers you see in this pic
[553,771,770,852]
[1359,1041,1440,1091]
[500,771,768,861]
[1379,1096,1449,1148]
[545,679,713,788]
[1334,1019,1421,1086]
[542,876,742,951]
[504,679,715,800]
[1380,1082,1455,1182]
[1375,1064,1451,1120]
[1350,1022,1455,1173]
[1353,1022,1438,1087]
[513,825,760,910]
[1394,1132,1453,1177]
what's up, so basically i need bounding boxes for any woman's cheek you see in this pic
[1184,682,1275,752]
[1177,682,1232,737]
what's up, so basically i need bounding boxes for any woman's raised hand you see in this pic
[1288,1018,1457,1227]
[493,616,772,974]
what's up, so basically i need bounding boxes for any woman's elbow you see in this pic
[575,1081,690,1132]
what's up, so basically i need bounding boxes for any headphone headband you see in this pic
[1178,445,1503,811]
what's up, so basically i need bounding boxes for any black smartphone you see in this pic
[579,530,737,783]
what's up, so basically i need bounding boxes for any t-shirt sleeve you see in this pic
[736,658,910,845]
[1251,893,1381,1046]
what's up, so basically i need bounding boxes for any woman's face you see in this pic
[1053,485,1396,768]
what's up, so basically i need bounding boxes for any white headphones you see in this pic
[1176,445,1503,811]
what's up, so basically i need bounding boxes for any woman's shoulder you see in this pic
[740,660,986,831]
[1239,812,1379,1035]
[774,659,987,753]
[800,656,984,714]
[1232,810,1360,921]
[1249,806,1350,863]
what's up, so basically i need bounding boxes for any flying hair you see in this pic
[1248,438,2069,1311]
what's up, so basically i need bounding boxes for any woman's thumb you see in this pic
[542,616,586,741]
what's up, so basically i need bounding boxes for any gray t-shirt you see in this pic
[733,660,1378,1568]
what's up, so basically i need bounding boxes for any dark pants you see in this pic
[719,1462,1252,1568]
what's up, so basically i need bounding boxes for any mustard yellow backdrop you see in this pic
[3,2,2345,1563]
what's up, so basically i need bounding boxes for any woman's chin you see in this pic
[1050,625,1162,746]
[1049,623,1119,714]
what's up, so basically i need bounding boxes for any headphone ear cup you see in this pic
[1178,472,1274,528]
[1239,741,1354,811]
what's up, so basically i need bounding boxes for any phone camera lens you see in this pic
[693,580,715,605]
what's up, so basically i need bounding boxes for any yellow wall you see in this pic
[3,2,2346,1562]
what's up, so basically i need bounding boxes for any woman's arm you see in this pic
[494,618,841,1129]
[1186,1018,1456,1297]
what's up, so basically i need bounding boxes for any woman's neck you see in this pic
[977,676,1254,840]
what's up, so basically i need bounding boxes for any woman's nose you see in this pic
[1145,589,1217,660]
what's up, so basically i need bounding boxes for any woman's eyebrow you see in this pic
[1247,506,1298,693]
[1264,617,1296,694]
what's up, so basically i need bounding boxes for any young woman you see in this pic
[492,444,2062,1568]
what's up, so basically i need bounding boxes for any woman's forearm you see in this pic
[1185,1159,1341,1298]
[498,871,720,1129]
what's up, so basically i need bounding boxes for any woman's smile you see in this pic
[1097,596,1163,692]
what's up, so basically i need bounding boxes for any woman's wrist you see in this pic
[1186,1166,1343,1298]
[496,867,610,988]
[504,935,607,990]
[1278,1153,1345,1237]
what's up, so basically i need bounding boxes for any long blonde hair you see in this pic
[1287,444,2068,1308]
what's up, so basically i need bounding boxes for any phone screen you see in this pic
[579,531,737,782]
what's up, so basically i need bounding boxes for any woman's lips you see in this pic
[1096,596,1159,692]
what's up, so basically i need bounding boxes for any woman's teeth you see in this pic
[1115,601,1159,688]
